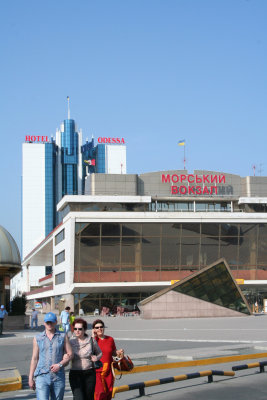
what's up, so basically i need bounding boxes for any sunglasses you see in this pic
[94,326,104,329]
[74,328,83,331]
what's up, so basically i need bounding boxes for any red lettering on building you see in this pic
[171,174,179,183]
[203,175,210,183]
[97,137,125,144]
[179,185,187,194]
[188,186,195,194]
[210,186,218,194]
[25,135,49,143]
[210,175,217,183]
[219,174,226,183]
[188,174,195,183]
[196,175,202,183]
[161,173,226,196]
[162,174,170,183]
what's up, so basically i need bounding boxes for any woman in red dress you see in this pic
[92,319,124,400]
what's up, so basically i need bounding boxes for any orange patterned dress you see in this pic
[94,335,116,400]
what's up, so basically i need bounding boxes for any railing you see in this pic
[112,369,235,397]
[232,360,267,373]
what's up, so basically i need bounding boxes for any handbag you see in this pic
[93,360,103,369]
[90,337,103,369]
[111,355,134,379]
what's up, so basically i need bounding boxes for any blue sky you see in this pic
[0,0,267,250]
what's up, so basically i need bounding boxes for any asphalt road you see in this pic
[1,315,267,399]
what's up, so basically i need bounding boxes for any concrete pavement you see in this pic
[1,314,267,398]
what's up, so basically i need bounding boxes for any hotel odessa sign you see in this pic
[97,137,125,144]
[161,173,233,195]
[25,135,49,142]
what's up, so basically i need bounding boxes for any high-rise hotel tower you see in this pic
[12,105,126,296]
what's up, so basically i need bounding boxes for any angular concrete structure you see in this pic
[139,258,251,319]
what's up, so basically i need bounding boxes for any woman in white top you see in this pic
[69,318,102,400]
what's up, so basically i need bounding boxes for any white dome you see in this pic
[0,226,21,267]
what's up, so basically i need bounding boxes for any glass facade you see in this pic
[81,139,96,193]
[74,222,267,283]
[173,261,250,315]
[74,292,153,314]
[96,144,106,173]
[45,143,56,236]
[61,119,79,196]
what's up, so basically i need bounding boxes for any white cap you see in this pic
[0,305,4,308]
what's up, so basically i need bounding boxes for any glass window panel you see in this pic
[182,224,201,236]
[161,236,180,267]
[122,223,141,236]
[258,224,267,265]
[55,272,65,285]
[220,223,239,236]
[219,237,238,265]
[142,237,160,268]
[142,224,161,236]
[78,223,100,236]
[180,237,200,267]
[121,237,141,266]
[55,250,65,265]
[74,236,80,267]
[196,203,210,211]
[101,237,120,265]
[80,295,101,314]
[78,237,100,271]
[201,223,220,237]
[200,237,219,266]
[102,223,120,236]
[174,202,193,211]
[173,261,250,314]
[239,224,258,266]
[55,229,65,245]
[162,223,180,237]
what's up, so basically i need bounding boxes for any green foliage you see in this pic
[10,294,27,315]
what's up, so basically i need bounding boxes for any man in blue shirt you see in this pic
[28,312,72,399]
[60,306,70,333]
[0,305,8,335]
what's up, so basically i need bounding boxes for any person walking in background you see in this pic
[69,312,75,333]
[0,305,8,335]
[92,319,124,400]
[28,312,73,400]
[31,308,38,330]
[69,318,102,400]
[60,306,70,333]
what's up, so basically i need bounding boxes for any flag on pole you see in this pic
[178,140,185,146]
[84,159,96,166]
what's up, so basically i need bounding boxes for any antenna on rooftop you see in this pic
[252,165,256,176]
[67,96,70,119]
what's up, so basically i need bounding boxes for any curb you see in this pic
[0,368,22,392]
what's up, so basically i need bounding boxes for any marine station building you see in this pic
[23,169,267,314]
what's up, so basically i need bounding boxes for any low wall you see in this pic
[3,315,30,330]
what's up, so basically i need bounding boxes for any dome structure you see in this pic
[0,226,21,268]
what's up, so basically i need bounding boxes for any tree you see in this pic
[10,295,27,315]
